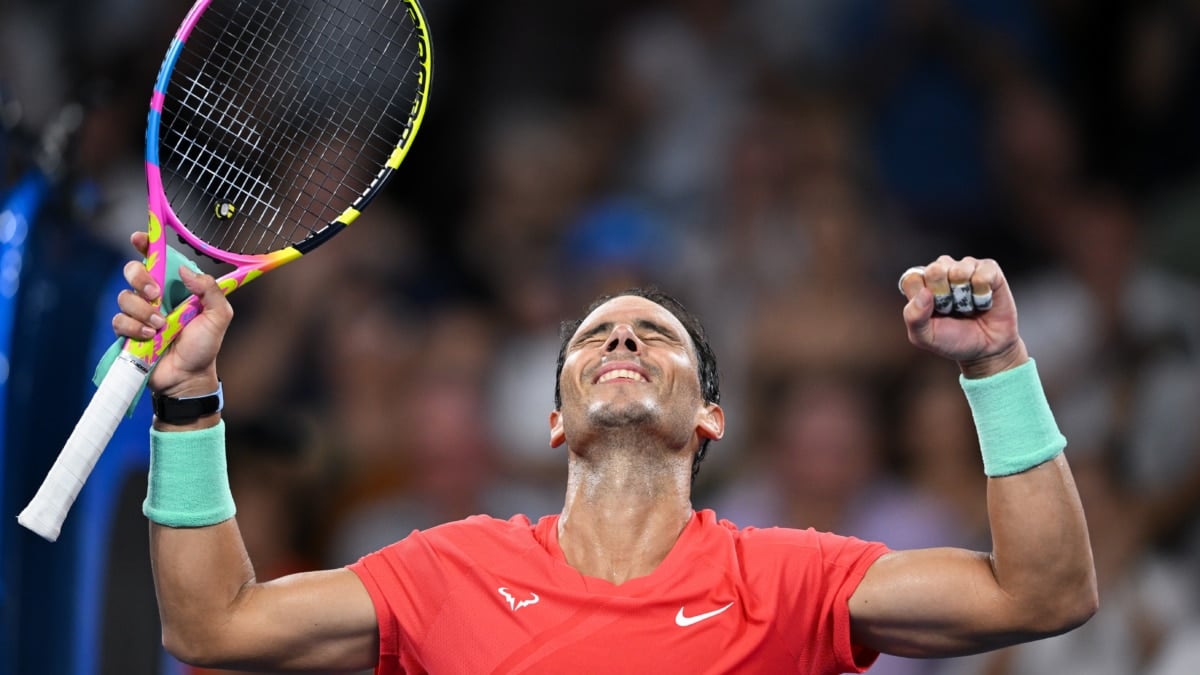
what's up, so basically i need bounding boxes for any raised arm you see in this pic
[848,255,1098,657]
[114,233,378,671]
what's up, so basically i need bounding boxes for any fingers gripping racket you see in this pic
[19,0,432,541]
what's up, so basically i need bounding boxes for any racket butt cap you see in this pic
[16,509,62,542]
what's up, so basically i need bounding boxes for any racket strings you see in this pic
[225,0,333,251]
[159,0,427,255]
[168,71,281,231]
[277,0,379,248]
[182,0,339,249]
[166,4,287,247]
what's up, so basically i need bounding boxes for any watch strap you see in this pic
[152,381,223,424]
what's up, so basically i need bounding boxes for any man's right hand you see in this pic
[112,231,233,399]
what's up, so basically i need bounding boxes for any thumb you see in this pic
[904,286,934,345]
[178,266,233,327]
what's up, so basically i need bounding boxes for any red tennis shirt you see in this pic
[348,509,889,674]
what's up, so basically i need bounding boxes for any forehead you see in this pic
[574,295,692,345]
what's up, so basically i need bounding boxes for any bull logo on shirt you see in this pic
[498,587,540,612]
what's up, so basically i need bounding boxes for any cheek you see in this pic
[560,353,584,394]
[667,352,700,393]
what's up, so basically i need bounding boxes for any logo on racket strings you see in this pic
[214,202,236,219]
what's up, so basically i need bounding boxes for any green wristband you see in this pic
[144,421,236,527]
[960,359,1066,477]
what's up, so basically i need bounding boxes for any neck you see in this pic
[557,447,694,585]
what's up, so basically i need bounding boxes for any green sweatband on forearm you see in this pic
[960,359,1066,477]
[144,421,236,527]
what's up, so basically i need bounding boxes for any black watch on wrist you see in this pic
[152,382,223,424]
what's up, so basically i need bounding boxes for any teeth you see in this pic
[598,369,647,384]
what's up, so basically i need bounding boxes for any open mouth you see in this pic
[596,369,648,384]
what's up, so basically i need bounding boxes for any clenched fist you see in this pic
[898,255,1028,379]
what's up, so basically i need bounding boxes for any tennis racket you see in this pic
[18,0,432,541]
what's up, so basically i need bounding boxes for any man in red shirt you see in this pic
[113,242,1096,673]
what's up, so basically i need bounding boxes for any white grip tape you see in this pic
[17,353,149,541]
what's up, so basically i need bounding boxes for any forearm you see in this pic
[151,520,379,670]
[852,460,1095,657]
[115,241,376,669]
[860,257,1098,656]
[963,347,1097,631]
[150,518,257,661]
[146,416,378,671]
[851,350,1097,656]
[985,455,1096,632]
[147,413,256,661]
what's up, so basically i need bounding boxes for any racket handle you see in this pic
[17,353,149,541]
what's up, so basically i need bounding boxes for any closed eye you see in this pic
[569,323,611,350]
[569,319,684,349]
[634,320,682,345]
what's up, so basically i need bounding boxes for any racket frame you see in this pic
[18,0,432,541]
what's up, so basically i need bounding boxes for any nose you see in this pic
[605,324,641,353]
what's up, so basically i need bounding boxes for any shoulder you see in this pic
[391,513,541,557]
[703,508,866,547]
[347,514,540,569]
[698,510,890,574]
[348,514,544,598]
[425,513,537,539]
[694,510,889,646]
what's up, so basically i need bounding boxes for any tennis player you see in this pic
[112,241,1096,673]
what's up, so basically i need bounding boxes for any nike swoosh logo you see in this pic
[675,601,735,627]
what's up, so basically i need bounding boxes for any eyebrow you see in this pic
[571,319,681,347]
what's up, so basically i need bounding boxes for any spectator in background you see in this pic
[217,196,427,423]
[893,361,990,551]
[1147,621,1200,675]
[837,0,1054,253]
[322,302,534,566]
[459,105,609,305]
[1016,187,1200,544]
[743,171,910,385]
[605,0,750,227]
[712,373,962,549]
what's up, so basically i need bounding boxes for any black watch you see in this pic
[152,382,223,424]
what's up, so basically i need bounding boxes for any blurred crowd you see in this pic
[4,0,1200,674]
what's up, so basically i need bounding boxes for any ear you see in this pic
[696,402,724,442]
[549,409,566,448]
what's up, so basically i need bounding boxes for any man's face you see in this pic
[550,295,722,449]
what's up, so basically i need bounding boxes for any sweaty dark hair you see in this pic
[554,287,721,482]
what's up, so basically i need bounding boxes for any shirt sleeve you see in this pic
[740,527,890,674]
[348,529,454,673]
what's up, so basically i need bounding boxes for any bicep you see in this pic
[219,567,379,671]
[848,548,1035,658]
